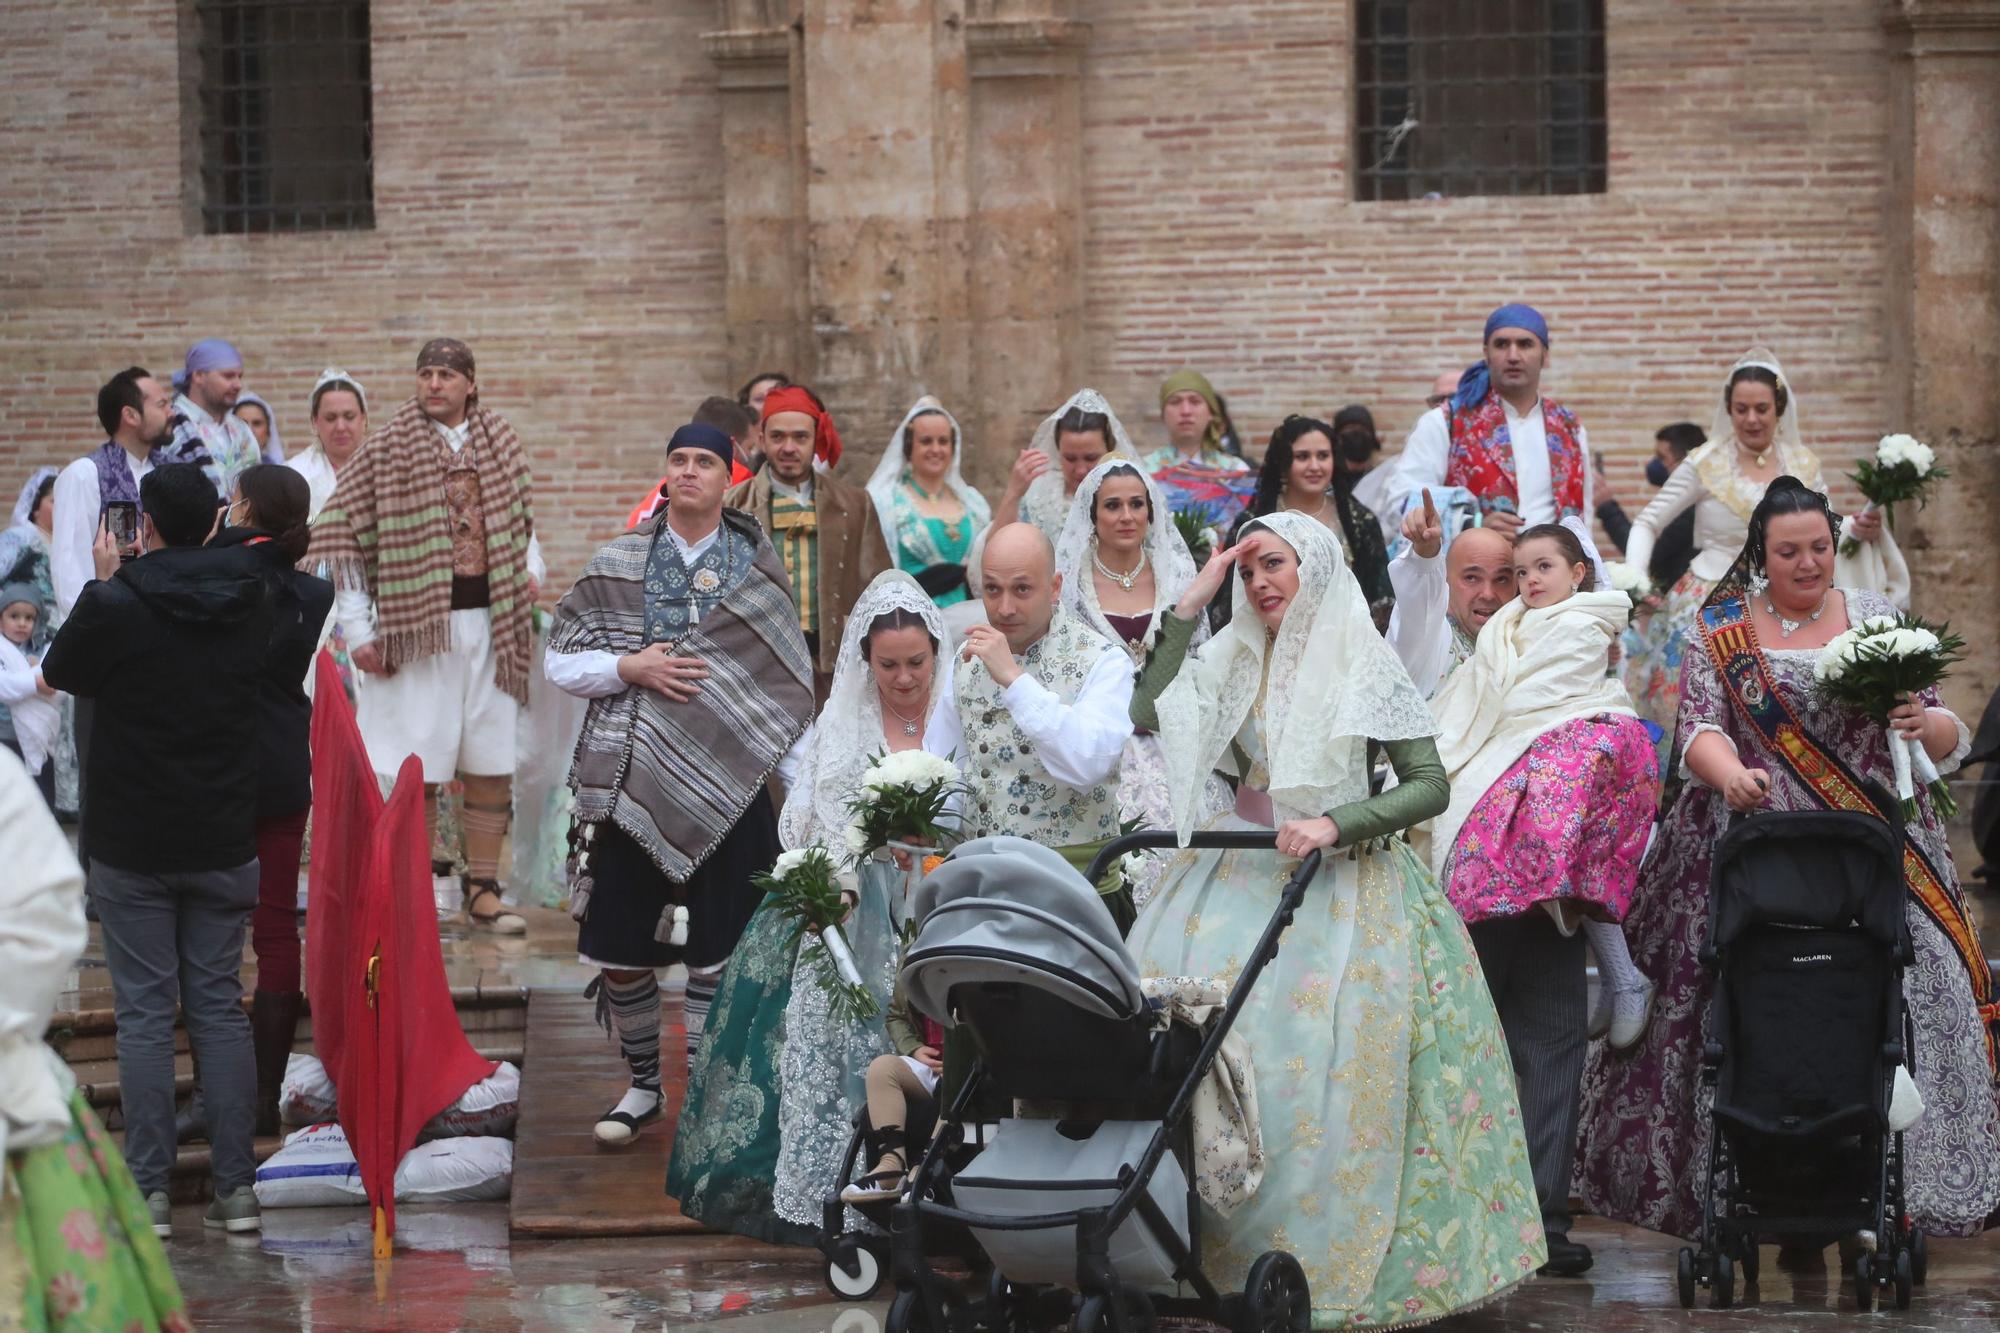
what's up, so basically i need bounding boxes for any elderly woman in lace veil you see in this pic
[668,572,955,1243]
[1125,511,1545,1327]
[1575,477,1999,1253]
[991,389,1142,544]
[1619,349,1897,753]
[867,397,991,607]
[1053,457,1229,906]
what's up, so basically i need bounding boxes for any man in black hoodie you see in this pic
[42,461,272,1237]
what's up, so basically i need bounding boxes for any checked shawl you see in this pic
[550,508,815,883]
[307,398,536,703]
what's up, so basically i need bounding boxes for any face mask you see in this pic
[1338,433,1377,465]
[1645,457,1672,488]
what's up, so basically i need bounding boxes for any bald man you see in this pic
[930,523,1136,928]
[1384,491,1517,697]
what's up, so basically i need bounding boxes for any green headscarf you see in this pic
[1159,369,1224,455]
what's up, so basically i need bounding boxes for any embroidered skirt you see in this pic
[1625,569,1713,763]
[1444,715,1661,926]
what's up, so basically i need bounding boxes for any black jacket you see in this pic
[42,544,272,874]
[210,528,336,818]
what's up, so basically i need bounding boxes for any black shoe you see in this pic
[1538,1234,1594,1277]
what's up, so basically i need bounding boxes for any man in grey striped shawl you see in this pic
[545,421,815,1145]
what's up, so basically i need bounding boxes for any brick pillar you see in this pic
[1883,0,2000,713]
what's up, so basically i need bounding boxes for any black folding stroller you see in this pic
[823,831,1316,1333]
[1677,795,1927,1312]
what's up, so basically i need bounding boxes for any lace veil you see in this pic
[1155,511,1436,840]
[10,466,57,529]
[1021,388,1142,535]
[1053,457,1201,658]
[1691,347,1826,520]
[865,397,993,562]
[777,570,953,851]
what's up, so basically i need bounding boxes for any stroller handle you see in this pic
[1084,829,1305,885]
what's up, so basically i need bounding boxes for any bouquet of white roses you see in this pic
[1605,561,1652,613]
[844,750,964,863]
[1814,613,1965,819]
[1841,433,1947,556]
[752,847,877,1022]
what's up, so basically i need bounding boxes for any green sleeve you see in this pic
[1325,736,1449,847]
[884,977,924,1057]
[1130,610,1201,731]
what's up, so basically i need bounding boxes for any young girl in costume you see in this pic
[1429,521,1662,1047]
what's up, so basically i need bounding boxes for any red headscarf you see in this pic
[759,385,844,469]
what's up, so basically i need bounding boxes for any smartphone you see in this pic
[104,500,140,554]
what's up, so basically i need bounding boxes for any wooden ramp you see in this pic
[509,987,711,1238]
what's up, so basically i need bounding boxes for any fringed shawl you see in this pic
[307,399,535,703]
[550,509,815,882]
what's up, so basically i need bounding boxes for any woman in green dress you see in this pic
[866,398,990,607]
[1125,511,1544,1328]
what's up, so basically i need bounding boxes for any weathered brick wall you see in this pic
[1078,0,1891,511]
[0,0,729,589]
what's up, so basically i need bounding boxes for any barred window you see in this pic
[1354,0,1607,202]
[195,1,374,234]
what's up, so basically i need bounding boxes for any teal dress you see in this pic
[664,896,815,1246]
[886,481,975,607]
[1124,614,1546,1328]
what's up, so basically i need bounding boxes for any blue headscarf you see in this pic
[1451,304,1551,412]
[172,338,244,395]
[667,421,734,467]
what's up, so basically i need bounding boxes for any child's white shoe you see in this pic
[1608,979,1656,1050]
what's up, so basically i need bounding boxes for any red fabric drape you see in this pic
[306,652,498,1248]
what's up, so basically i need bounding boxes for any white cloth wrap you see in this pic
[0,747,87,1161]
[1427,590,1635,875]
[1053,457,1202,660]
[1155,511,1436,841]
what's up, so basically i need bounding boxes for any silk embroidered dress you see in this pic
[1574,586,2000,1240]
[1124,513,1544,1328]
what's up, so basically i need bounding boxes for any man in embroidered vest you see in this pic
[309,337,545,937]
[1386,486,1595,1279]
[725,385,888,702]
[161,338,268,497]
[545,421,814,1144]
[1384,492,1517,698]
[1385,304,1593,537]
[931,522,1137,931]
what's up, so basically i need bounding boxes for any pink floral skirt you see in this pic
[1446,715,1661,926]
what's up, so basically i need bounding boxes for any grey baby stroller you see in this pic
[1678,794,1926,1312]
[866,831,1317,1333]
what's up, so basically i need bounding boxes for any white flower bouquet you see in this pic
[844,750,965,930]
[1841,433,1947,556]
[1814,613,1965,819]
[752,846,876,1021]
[1605,561,1652,612]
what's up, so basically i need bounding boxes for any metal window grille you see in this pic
[1354,0,1607,202]
[197,1,374,234]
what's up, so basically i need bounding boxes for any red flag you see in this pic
[307,651,380,1080]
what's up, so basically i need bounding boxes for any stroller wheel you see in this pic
[1892,1247,1914,1310]
[824,1241,884,1301]
[1852,1253,1876,1312]
[1737,1234,1760,1286]
[1238,1251,1311,1333]
[1675,1248,1697,1309]
[1712,1253,1735,1310]
[1072,1293,1114,1333]
[1911,1228,1929,1285]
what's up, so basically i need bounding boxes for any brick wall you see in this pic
[0,0,1908,594]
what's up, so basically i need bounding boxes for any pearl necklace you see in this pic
[1285,490,1331,521]
[1763,592,1827,638]
[1093,545,1149,591]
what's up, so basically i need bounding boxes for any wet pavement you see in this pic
[168,1204,2000,1330]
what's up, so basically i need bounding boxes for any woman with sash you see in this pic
[667,573,953,1242]
[1126,512,1545,1327]
[866,398,990,607]
[1575,478,2000,1244]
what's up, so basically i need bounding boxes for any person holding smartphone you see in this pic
[49,368,174,622]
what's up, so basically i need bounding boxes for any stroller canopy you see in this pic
[1711,808,1907,953]
[902,836,1144,1025]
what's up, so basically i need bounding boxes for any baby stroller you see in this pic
[1677,794,1926,1312]
[839,831,1315,1333]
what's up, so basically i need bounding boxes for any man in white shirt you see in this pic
[163,338,265,497]
[1383,493,1518,698]
[50,369,174,619]
[1386,305,1593,540]
[931,522,1137,928]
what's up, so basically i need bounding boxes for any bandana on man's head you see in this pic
[759,385,843,467]
[416,338,477,380]
[1454,303,1553,411]
[172,337,243,395]
[667,421,734,468]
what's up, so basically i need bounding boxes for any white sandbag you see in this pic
[254,1123,514,1209]
[279,1053,339,1128]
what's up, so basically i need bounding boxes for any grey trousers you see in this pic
[1468,912,1588,1238]
[91,858,259,1197]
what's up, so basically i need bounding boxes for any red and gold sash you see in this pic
[1699,593,1998,1071]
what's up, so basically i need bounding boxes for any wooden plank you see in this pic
[509,987,711,1238]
